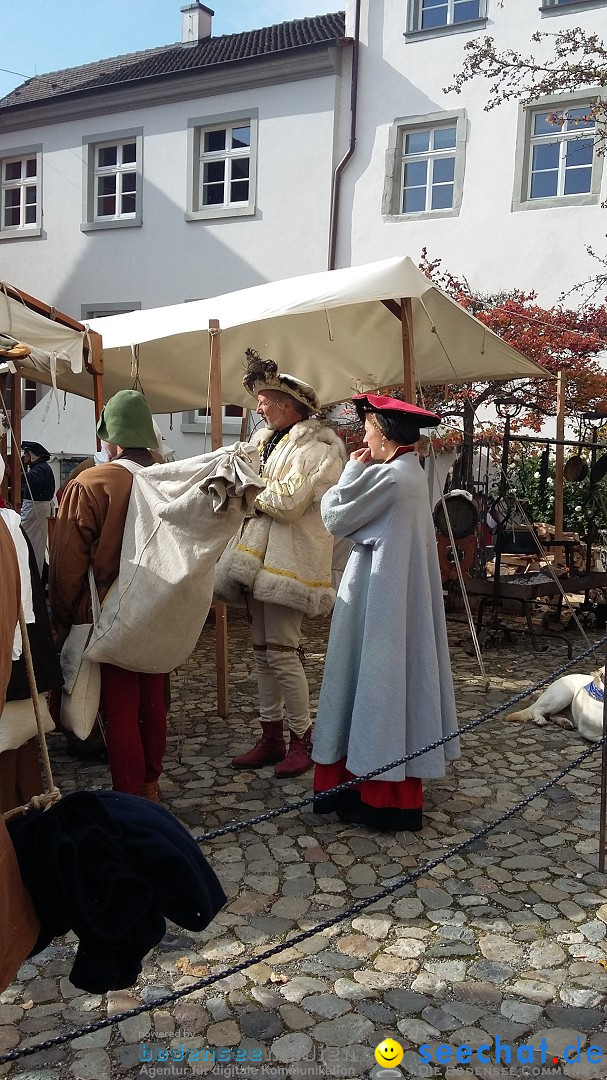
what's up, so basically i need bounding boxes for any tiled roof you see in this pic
[0,12,346,110]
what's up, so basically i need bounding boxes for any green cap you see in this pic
[96,390,157,449]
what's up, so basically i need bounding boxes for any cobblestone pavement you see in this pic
[3,611,607,1080]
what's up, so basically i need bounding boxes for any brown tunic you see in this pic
[49,450,154,631]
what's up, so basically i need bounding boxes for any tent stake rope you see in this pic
[194,632,607,843]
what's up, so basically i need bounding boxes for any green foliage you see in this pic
[503,451,607,534]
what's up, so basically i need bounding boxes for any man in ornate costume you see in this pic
[215,350,346,778]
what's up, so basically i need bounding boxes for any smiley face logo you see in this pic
[374,1038,404,1068]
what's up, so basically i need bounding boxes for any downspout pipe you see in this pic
[328,0,361,270]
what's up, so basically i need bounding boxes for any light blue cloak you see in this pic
[312,455,459,781]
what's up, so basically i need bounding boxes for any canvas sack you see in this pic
[59,573,102,741]
[0,696,55,754]
[84,444,263,674]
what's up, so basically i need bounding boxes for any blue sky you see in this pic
[0,0,337,99]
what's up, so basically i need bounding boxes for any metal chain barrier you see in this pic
[196,633,607,842]
[1,730,604,1065]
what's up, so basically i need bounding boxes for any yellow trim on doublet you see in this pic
[236,543,265,559]
[259,564,332,589]
[236,546,331,589]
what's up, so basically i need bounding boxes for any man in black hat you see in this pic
[20,442,56,577]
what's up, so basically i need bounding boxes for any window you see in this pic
[382,111,467,220]
[23,380,38,411]
[408,0,486,32]
[94,140,137,220]
[186,111,258,221]
[181,405,244,435]
[82,129,142,232]
[0,146,42,236]
[513,95,604,210]
[81,302,141,320]
[201,123,250,208]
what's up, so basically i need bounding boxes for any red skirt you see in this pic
[314,758,422,810]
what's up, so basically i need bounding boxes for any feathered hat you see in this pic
[242,348,319,414]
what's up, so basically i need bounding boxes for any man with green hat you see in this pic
[50,390,167,802]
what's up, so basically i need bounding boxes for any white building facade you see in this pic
[341,0,607,302]
[0,6,346,457]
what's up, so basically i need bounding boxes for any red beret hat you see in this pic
[352,394,440,427]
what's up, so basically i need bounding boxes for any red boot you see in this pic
[274,727,313,778]
[231,722,286,769]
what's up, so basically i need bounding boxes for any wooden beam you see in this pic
[0,375,7,504]
[10,370,21,513]
[401,297,416,404]
[381,298,401,319]
[209,319,229,718]
[86,330,105,447]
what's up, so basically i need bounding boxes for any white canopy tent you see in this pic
[21,394,97,457]
[3,257,548,415]
[86,256,549,413]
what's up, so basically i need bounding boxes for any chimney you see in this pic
[181,2,213,45]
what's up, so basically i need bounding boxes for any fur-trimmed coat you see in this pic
[214,419,346,617]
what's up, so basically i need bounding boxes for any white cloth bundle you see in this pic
[84,444,263,673]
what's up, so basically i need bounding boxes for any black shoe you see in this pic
[313,788,362,816]
[336,804,368,827]
[338,802,423,833]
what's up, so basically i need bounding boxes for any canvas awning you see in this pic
[2,258,549,413]
[0,290,86,383]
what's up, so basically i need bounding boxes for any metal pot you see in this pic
[433,490,479,540]
[563,455,588,482]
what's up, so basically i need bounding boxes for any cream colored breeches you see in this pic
[247,596,310,736]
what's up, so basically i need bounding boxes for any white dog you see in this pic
[507,667,605,742]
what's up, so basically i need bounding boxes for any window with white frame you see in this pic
[94,140,137,219]
[0,147,41,235]
[82,129,142,231]
[382,111,467,219]
[186,111,258,221]
[513,97,604,209]
[23,380,38,412]
[181,404,244,434]
[408,0,485,31]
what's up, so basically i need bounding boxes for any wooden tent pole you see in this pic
[554,370,565,537]
[84,329,105,446]
[209,319,229,718]
[401,297,416,403]
[0,374,7,504]
[10,370,21,512]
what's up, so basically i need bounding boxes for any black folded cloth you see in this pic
[7,790,226,993]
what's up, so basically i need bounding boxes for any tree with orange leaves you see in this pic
[417,251,607,488]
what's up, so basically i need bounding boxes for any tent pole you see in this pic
[85,330,105,447]
[209,318,229,719]
[554,370,565,537]
[10,370,21,513]
[0,375,7,504]
[400,297,416,403]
